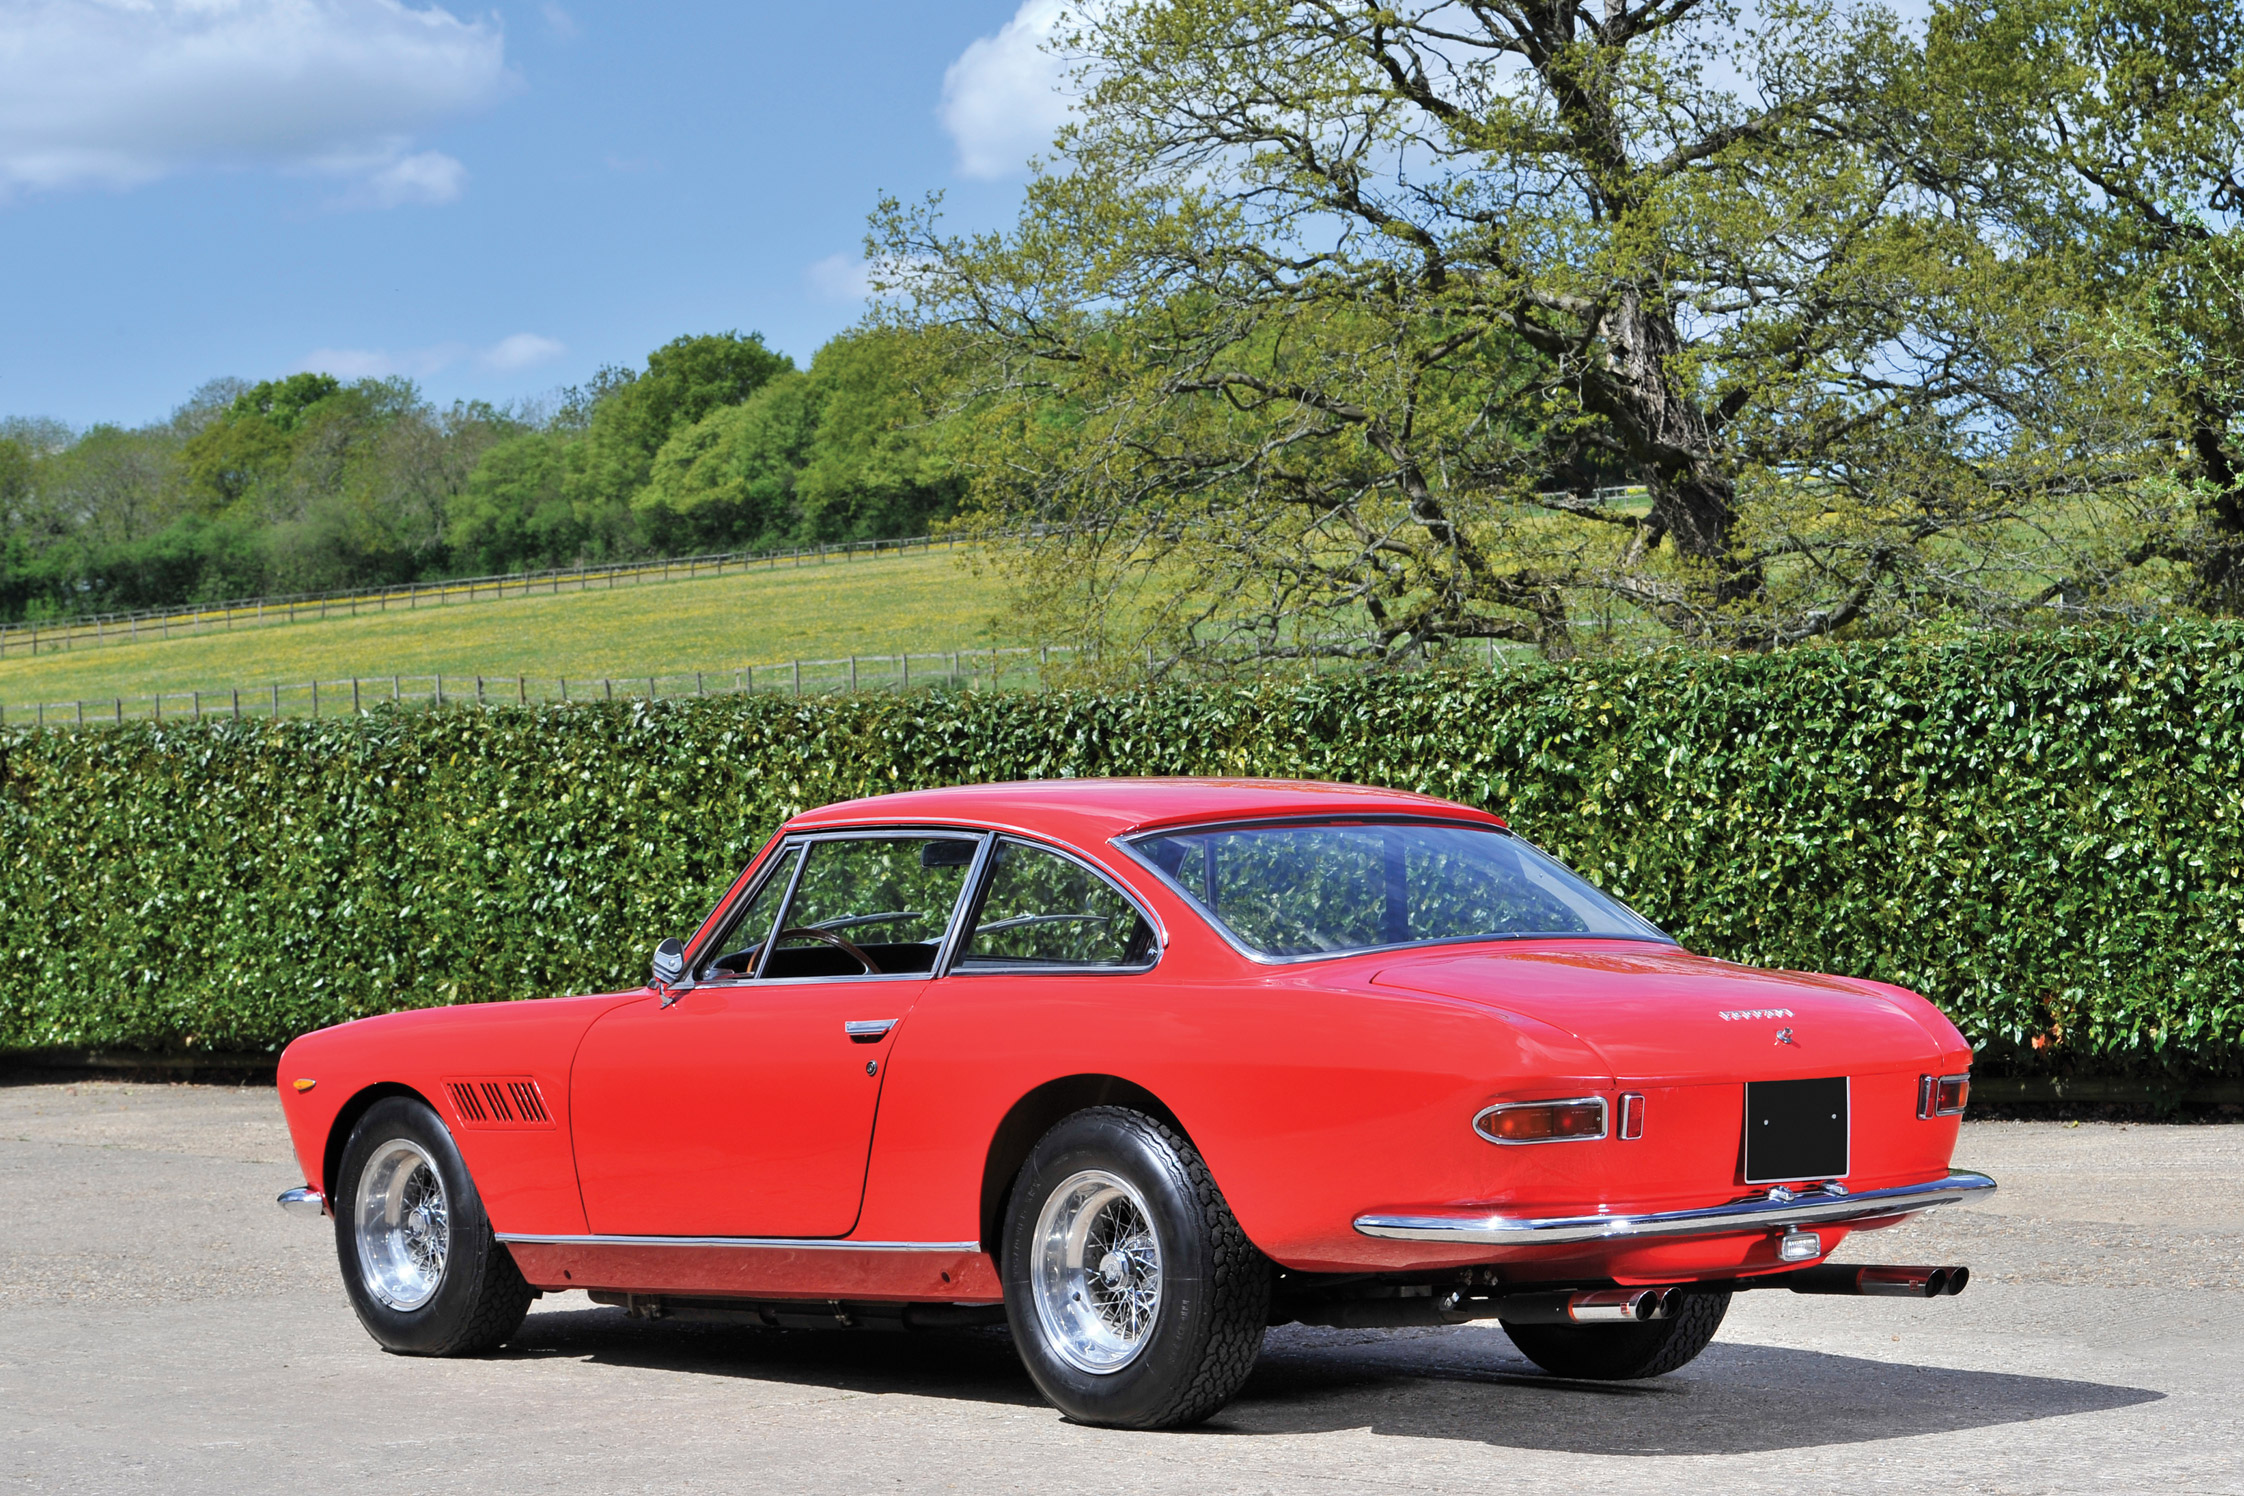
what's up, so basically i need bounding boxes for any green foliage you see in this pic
[633,329,964,550]
[3,626,2238,1081]
[1,327,959,621]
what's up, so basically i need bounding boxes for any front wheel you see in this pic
[1001,1107,1270,1428]
[1504,1289,1730,1380]
[333,1096,533,1356]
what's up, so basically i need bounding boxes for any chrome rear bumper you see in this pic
[1353,1170,1996,1246]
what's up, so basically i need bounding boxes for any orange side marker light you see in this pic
[292,1078,317,1093]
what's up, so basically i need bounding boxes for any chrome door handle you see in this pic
[843,1020,896,1042]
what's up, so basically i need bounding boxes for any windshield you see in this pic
[1130,820,1667,958]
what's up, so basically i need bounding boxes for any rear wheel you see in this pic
[1001,1107,1270,1428]
[334,1096,533,1356]
[1504,1289,1730,1379]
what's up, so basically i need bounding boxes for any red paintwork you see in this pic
[276,777,1973,1303]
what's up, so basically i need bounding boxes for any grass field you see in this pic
[0,548,1015,712]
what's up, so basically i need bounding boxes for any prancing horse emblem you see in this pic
[1774,1027,1796,1046]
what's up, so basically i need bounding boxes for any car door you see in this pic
[570,829,984,1238]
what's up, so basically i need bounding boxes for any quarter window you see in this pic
[698,846,801,980]
[959,840,1155,970]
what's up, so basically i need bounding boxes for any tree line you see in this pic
[0,328,962,621]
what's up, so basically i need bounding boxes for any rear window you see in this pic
[1131,820,1666,958]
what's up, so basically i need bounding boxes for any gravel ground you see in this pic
[0,1082,2237,1495]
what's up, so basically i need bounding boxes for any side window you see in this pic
[958,840,1155,970]
[766,835,979,979]
[698,845,802,980]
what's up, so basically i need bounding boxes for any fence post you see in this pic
[393,675,401,702]
[115,698,122,724]
[900,654,909,692]
[311,680,319,718]
[793,660,801,696]
[648,676,656,700]
[560,678,569,702]
[696,671,705,696]
[77,701,84,726]
[518,675,526,704]
[271,684,280,718]
[604,679,613,700]
[849,655,858,692]
[353,678,361,714]
[476,676,485,704]
[193,690,201,720]
[436,676,444,707]
[232,689,240,720]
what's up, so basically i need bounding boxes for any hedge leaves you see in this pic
[3,626,2239,1078]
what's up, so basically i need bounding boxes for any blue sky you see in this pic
[0,0,1073,428]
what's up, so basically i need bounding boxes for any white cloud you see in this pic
[938,0,1075,180]
[479,332,566,372]
[805,252,872,303]
[294,333,564,380]
[349,149,467,207]
[0,0,511,204]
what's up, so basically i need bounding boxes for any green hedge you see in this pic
[3,626,2240,1079]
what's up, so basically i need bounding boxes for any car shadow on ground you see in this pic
[1226,1325,2163,1453]
[505,1306,2159,1453]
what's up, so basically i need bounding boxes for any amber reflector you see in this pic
[1919,1073,1970,1118]
[1477,1101,1607,1143]
[291,1078,316,1093]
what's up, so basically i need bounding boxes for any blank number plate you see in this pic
[1743,1076,1850,1184]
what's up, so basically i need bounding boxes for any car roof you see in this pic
[784,777,1506,843]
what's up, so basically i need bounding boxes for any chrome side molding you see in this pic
[277,1186,327,1219]
[1353,1169,1997,1246]
[494,1231,981,1252]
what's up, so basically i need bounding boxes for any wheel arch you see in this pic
[978,1074,1191,1256]
[321,1082,440,1202]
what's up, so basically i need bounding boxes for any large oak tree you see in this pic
[881,0,2178,665]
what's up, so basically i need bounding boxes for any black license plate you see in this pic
[1743,1076,1850,1184]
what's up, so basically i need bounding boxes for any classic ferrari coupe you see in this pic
[275,778,1994,1427]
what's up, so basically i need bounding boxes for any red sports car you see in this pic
[275,778,1994,1428]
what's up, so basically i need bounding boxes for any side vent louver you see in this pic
[444,1077,554,1129]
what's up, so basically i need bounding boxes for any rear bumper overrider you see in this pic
[1353,1169,1996,1246]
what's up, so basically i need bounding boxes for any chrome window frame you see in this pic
[687,826,994,989]
[1116,814,1675,968]
[943,834,1164,978]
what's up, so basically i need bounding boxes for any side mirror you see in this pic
[651,937,688,1004]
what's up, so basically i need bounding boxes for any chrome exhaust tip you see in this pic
[1782,1264,1973,1298]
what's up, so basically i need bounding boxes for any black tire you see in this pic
[1504,1289,1730,1379]
[1000,1107,1270,1429]
[333,1096,533,1356]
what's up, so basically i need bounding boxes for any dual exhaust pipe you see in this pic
[1778,1263,1970,1298]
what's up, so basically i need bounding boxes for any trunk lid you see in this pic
[1369,941,1941,1086]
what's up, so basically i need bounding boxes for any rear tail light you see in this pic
[1918,1073,1970,1118]
[1474,1097,1608,1144]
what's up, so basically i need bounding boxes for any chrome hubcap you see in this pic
[1031,1169,1161,1374]
[354,1139,450,1311]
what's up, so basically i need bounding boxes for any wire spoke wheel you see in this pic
[1031,1168,1163,1374]
[353,1138,451,1311]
